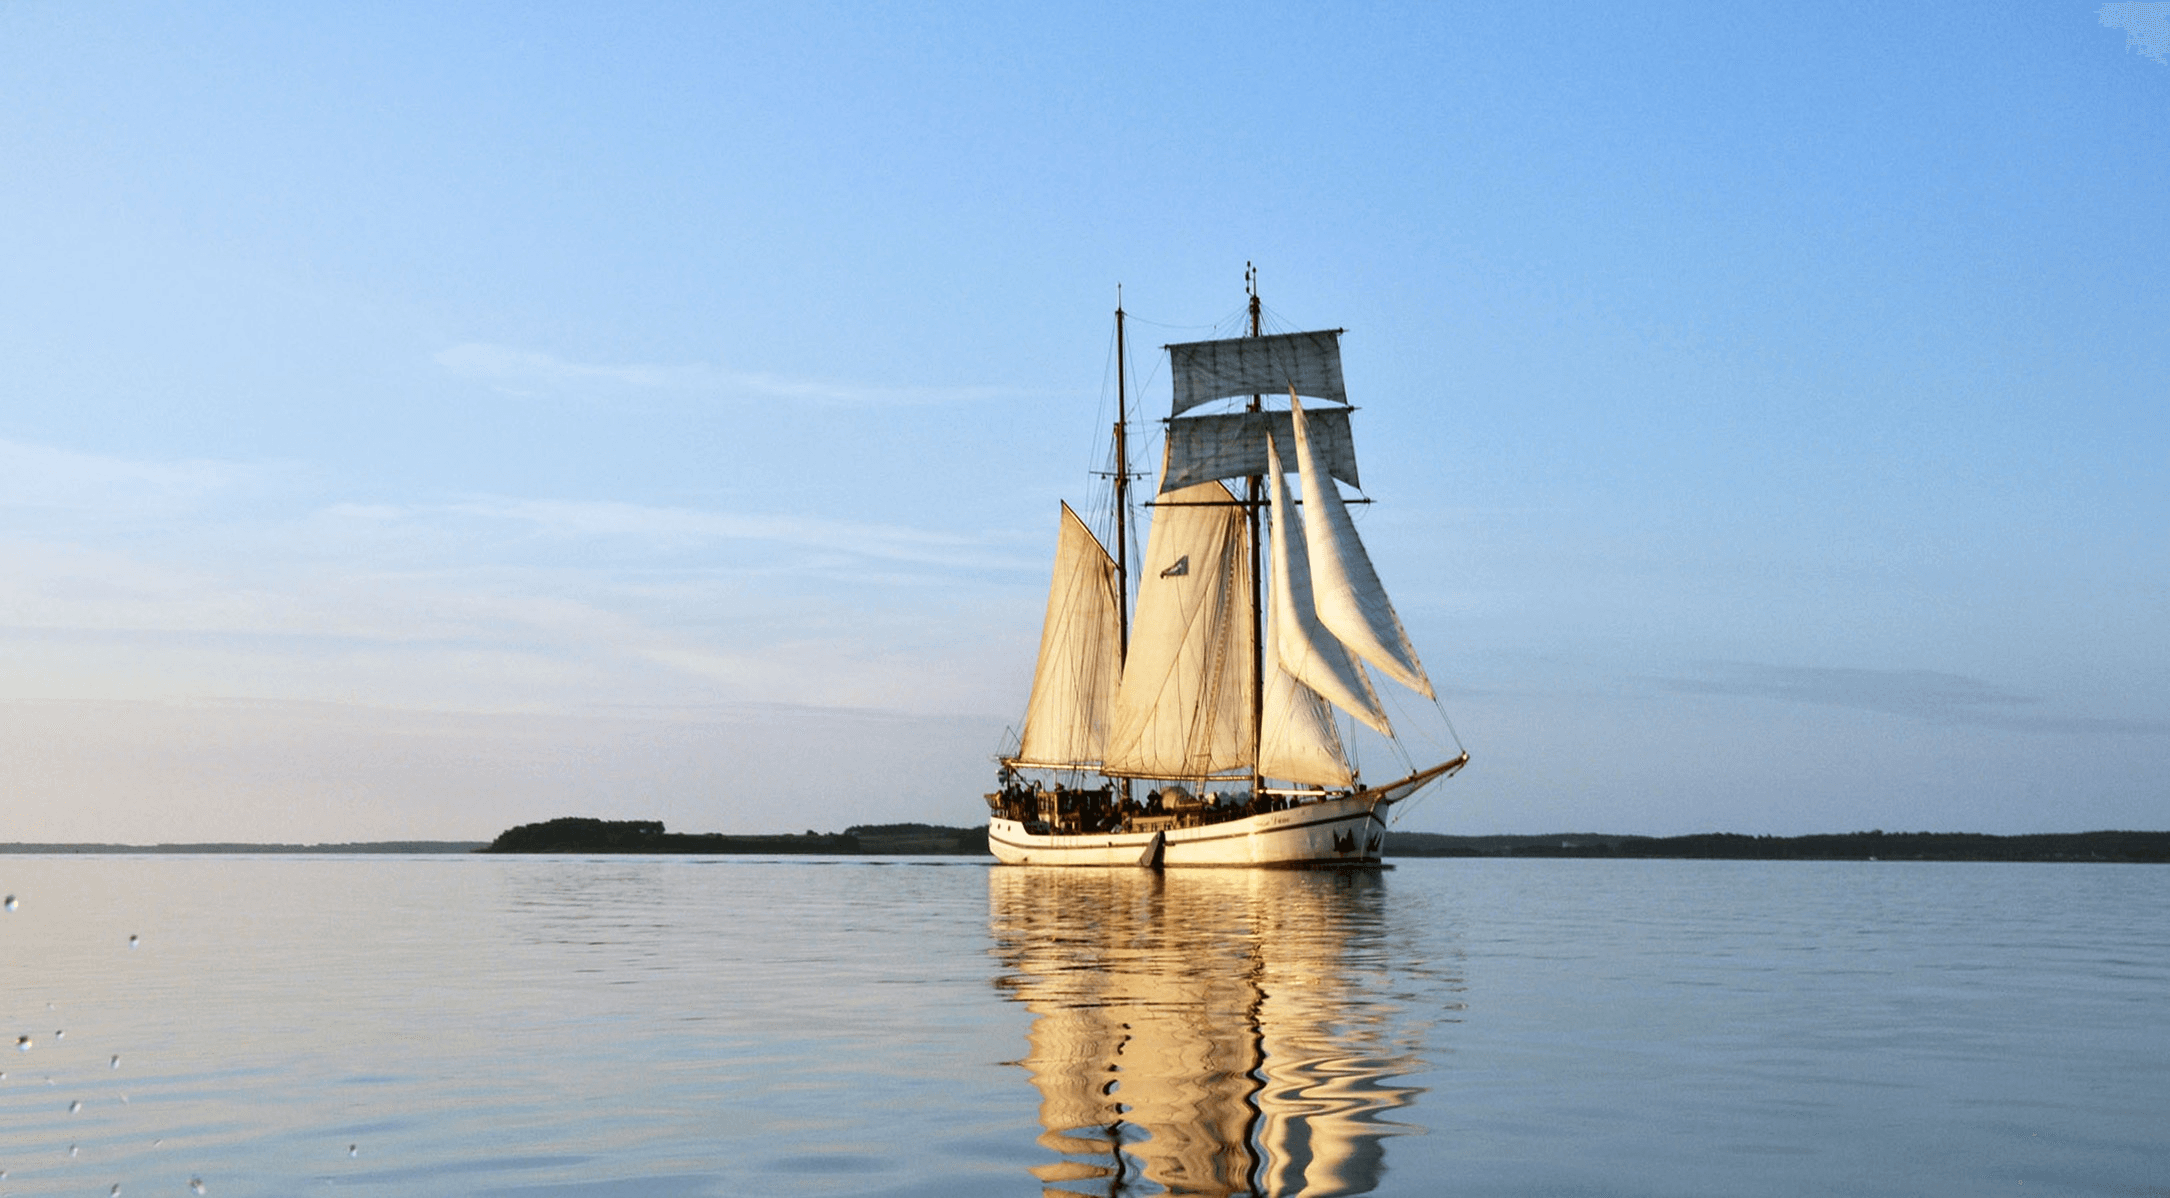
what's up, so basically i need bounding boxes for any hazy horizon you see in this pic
[4,4,2165,842]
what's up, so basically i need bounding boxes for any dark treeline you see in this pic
[484,821,2168,862]
[479,818,987,855]
[1390,830,2170,863]
[9,826,2162,861]
[0,841,487,854]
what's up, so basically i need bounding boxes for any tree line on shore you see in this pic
[478,818,988,855]
[478,818,2170,863]
[1387,829,2170,862]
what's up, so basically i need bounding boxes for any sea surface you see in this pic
[0,854,2164,1197]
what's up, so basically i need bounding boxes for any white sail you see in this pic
[1168,330,1347,416]
[1259,660,1353,788]
[1012,503,1122,768]
[1266,436,1391,736]
[1160,407,1362,494]
[1291,395,1434,699]
[1102,481,1255,779]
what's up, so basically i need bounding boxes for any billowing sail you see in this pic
[1102,481,1255,778]
[1266,437,1391,736]
[1259,662,1353,788]
[1160,407,1362,494]
[1012,503,1121,768]
[1168,330,1347,416]
[1291,396,1434,698]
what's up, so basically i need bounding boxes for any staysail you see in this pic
[1290,395,1434,699]
[1011,503,1122,768]
[1266,436,1391,736]
[1102,480,1255,779]
[1259,658,1353,788]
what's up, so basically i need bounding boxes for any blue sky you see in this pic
[2,2,2164,841]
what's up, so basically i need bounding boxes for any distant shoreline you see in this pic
[1390,829,2170,863]
[0,841,489,854]
[7,827,2165,863]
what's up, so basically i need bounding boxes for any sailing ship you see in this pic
[987,277,1467,867]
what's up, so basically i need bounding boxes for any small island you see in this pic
[478,817,988,856]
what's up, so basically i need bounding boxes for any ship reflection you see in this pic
[990,868,1430,1197]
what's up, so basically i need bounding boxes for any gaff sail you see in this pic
[1102,481,1255,779]
[1011,503,1122,768]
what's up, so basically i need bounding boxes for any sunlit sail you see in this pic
[988,281,1467,867]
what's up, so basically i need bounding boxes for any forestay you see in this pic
[1012,503,1122,768]
[1167,330,1347,417]
[1159,408,1362,494]
[1291,396,1434,699]
[1102,481,1256,779]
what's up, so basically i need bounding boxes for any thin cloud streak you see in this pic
[445,496,1035,571]
[0,437,262,514]
[0,432,1040,717]
[1663,662,2170,736]
[432,341,1036,407]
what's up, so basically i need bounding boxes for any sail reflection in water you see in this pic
[990,868,1442,1196]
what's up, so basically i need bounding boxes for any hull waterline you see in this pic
[986,755,1465,869]
[989,793,1391,868]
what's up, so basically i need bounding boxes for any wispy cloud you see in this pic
[432,342,1028,407]
[0,438,260,515]
[0,435,1037,716]
[2100,3,2170,63]
[444,496,1033,571]
[1662,662,2170,735]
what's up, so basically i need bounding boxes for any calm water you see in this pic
[0,855,2164,1196]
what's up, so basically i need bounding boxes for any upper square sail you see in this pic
[1167,330,1347,417]
[1160,407,1362,494]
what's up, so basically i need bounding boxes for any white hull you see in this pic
[990,793,1390,868]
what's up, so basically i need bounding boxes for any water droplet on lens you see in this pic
[111,1184,121,1196]
[68,1143,78,1157]
[111,1054,120,1068]
[128,935,138,948]
[54,1030,64,1040]
[70,1099,81,1112]
[15,1036,29,1051]
[348,1144,358,1158]
[190,1178,206,1195]
[3,895,15,910]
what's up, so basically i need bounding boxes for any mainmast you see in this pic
[1245,264,1265,801]
[1113,294,1131,663]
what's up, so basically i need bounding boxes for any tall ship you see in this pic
[987,275,1467,867]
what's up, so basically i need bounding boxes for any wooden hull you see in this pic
[989,793,1391,868]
